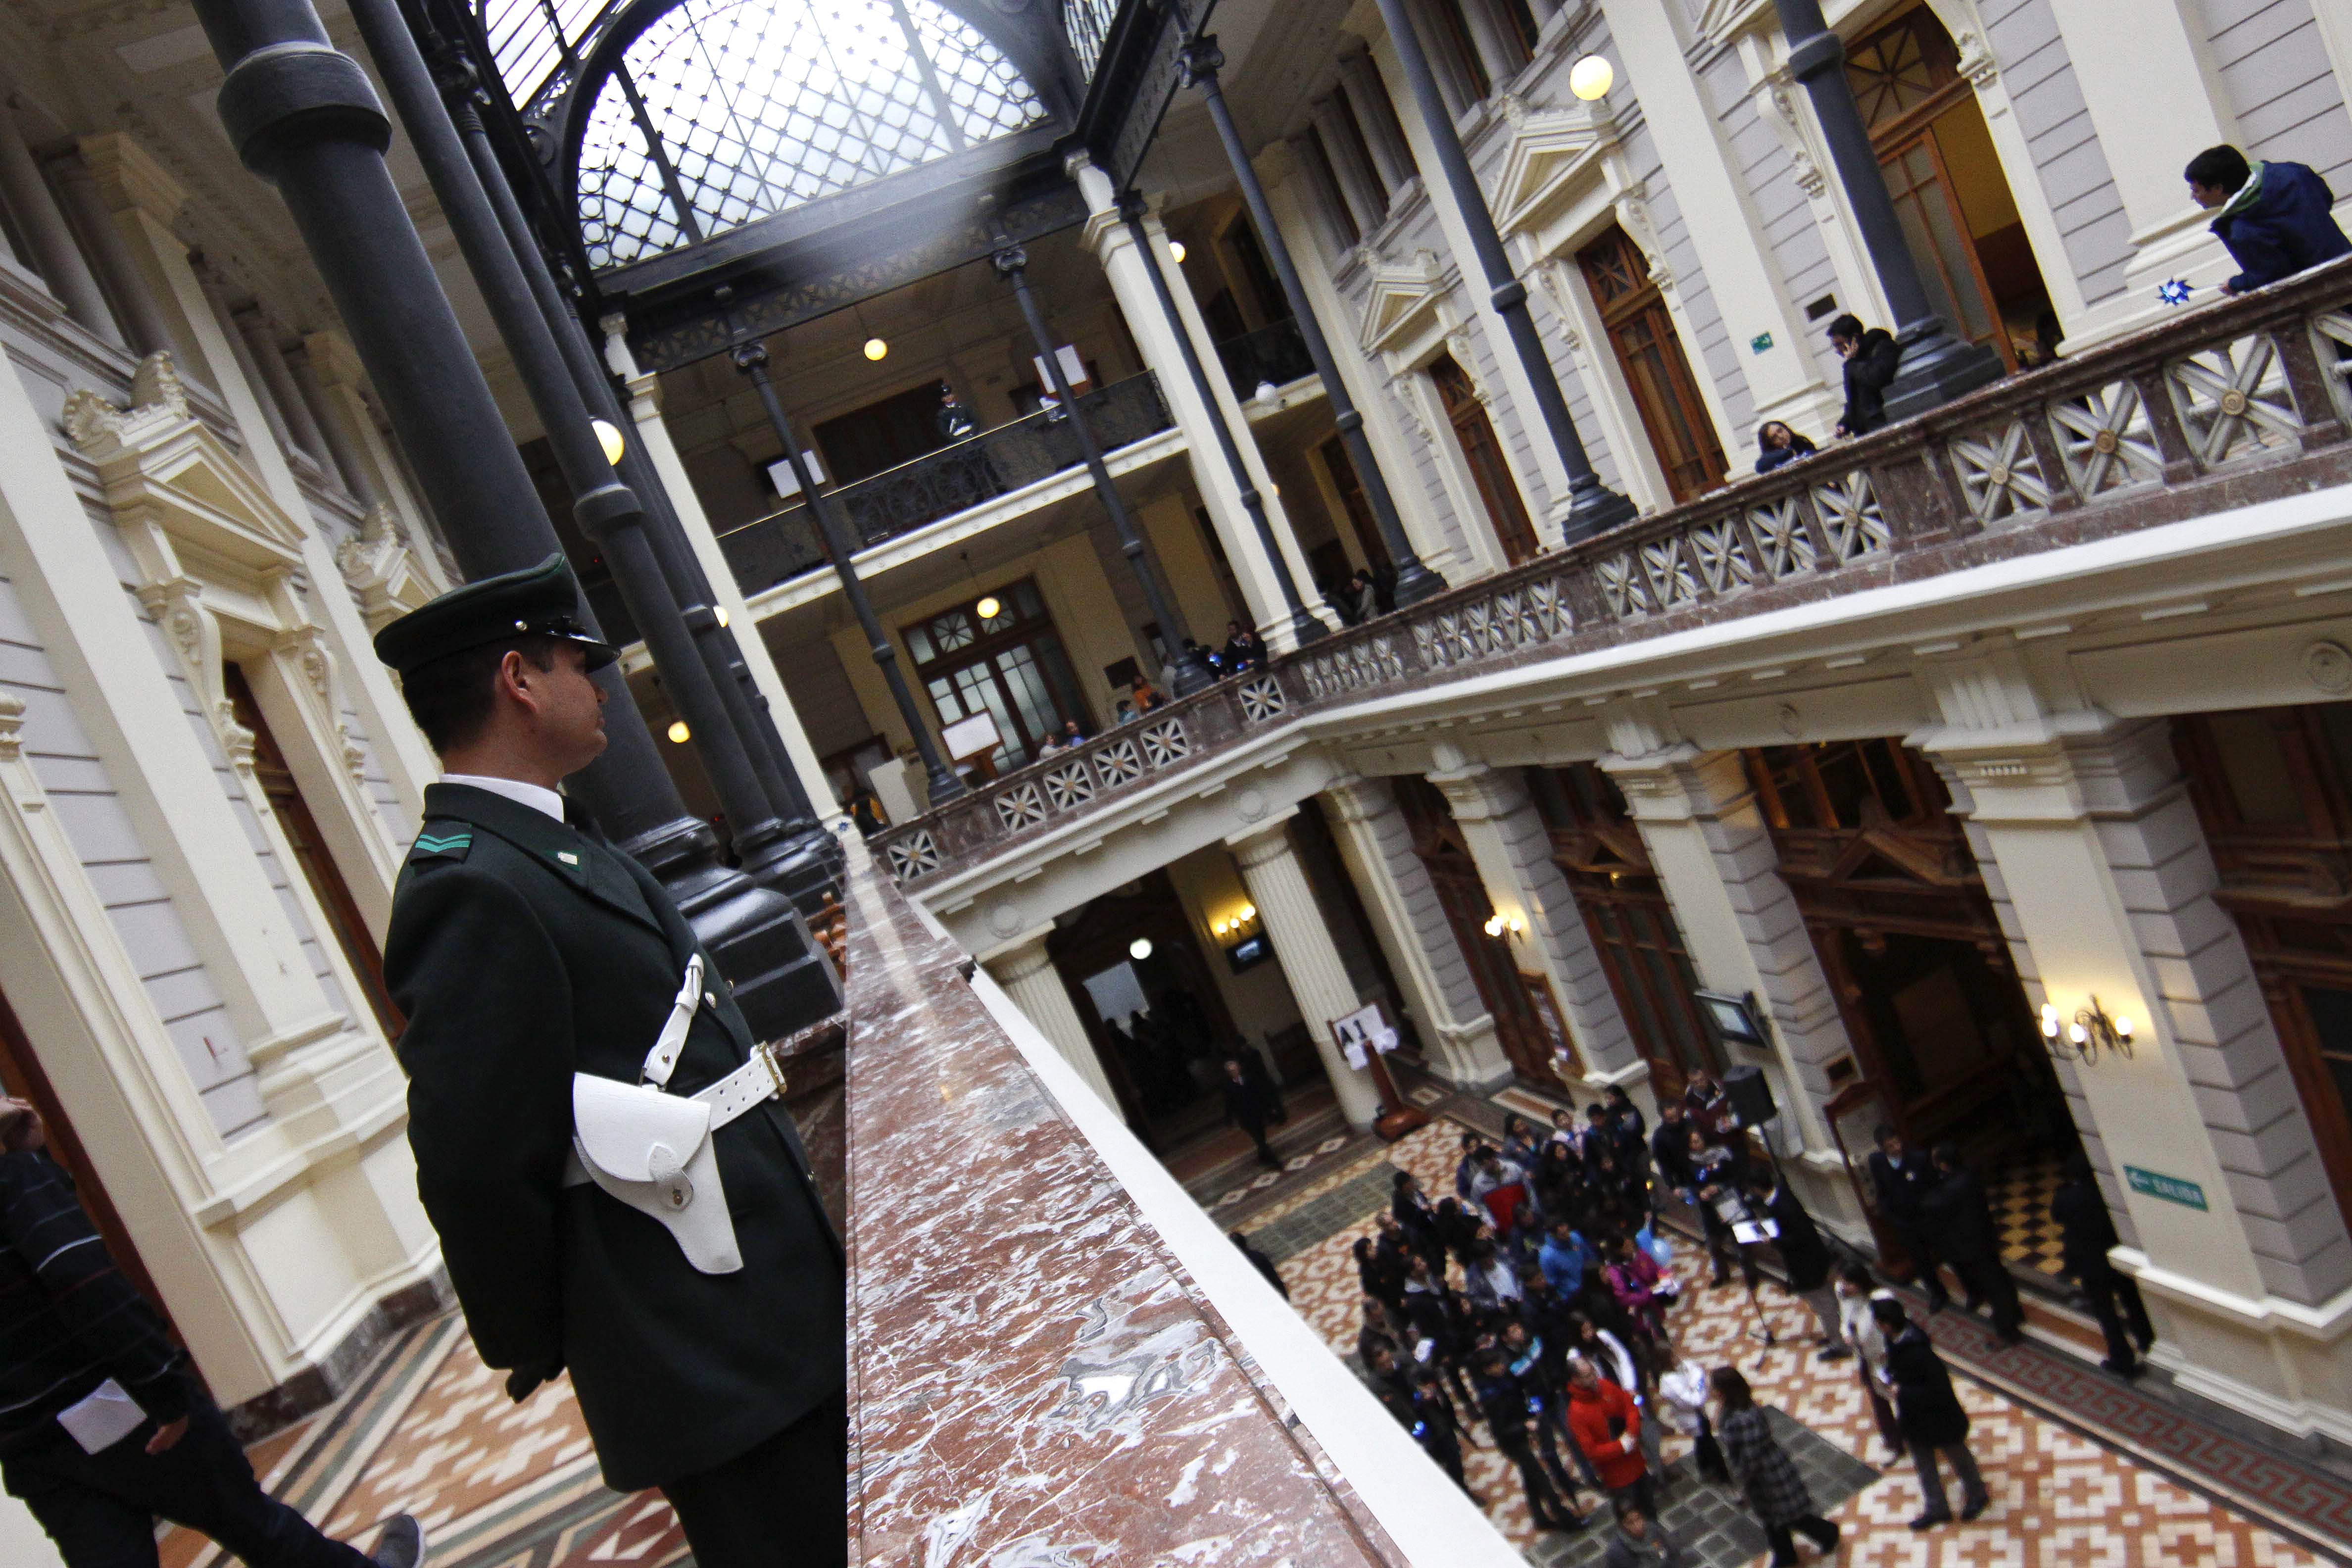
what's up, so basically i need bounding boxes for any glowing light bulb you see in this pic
[2114,1016,2134,1040]
[1129,937,1153,961]
[1169,240,1187,263]
[1240,905,1255,923]
[976,594,1002,620]
[1483,914,1505,936]
[714,605,730,628]
[592,419,626,465]
[1569,54,1614,100]
[666,720,690,744]
[864,337,888,361]
[2039,1004,2059,1037]
[2068,1022,2088,1045]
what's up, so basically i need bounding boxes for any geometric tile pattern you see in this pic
[1990,1151,2069,1280]
[1274,1119,2334,1567]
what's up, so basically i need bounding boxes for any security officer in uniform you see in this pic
[375,557,844,1568]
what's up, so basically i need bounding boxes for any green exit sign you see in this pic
[1750,332,1774,354]
[2124,1165,2208,1210]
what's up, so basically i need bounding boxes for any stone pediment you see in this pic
[1359,252,1450,356]
[65,353,308,583]
[1486,102,1616,242]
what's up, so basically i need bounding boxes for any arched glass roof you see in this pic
[571,0,1048,270]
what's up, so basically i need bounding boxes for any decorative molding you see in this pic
[0,688,24,764]
[1754,71,1828,200]
[335,505,435,634]
[1483,102,1616,244]
[1358,250,1451,356]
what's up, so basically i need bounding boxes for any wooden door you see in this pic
[1429,352,1541,565]
[225,667,400,1037]
[1392,776,1566,1086]
[1319,435,1390,573]
[1576,227,1728,503]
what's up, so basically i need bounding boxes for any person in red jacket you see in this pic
[1566,1355,1657,1520]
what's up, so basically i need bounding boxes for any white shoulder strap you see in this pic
[640,954,705,1087]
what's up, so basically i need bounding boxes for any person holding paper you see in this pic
[0,1098,423,1568]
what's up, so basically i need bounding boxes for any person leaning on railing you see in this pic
[1828,314,1901,439]
[2185,143,2352,297]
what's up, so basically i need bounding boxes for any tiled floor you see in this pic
[1989,1151,2069,1281]
[1273,1117,2339,1567]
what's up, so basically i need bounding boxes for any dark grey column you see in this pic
[1771,0,2002,420]
[1332,13,1636,540]
[1116,202,1331,655]
[732,335,968,807]
[987,210,1229,684]
[194,0,837,1036]
[1183,41,1449,604]
[284,346,378,501]
[49,151,185,366]
[412,42,835,904]
[0,102,124,347]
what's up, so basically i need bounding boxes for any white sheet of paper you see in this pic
[56,1379,147,1454]
[1341,1039,1370,1071]
[1732,1220,1780,1246]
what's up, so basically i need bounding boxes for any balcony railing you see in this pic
[1216,317,1316,402]
[715,371,1174,597]
[874,256,2352,890]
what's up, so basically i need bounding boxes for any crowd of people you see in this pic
[1313,1071,2036,1564]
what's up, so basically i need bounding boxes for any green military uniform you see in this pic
[374,560,844,1503]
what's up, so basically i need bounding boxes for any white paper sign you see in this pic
[766,451,827,495]
[1332,1003,1393,1072]
[1031,344,1087,392]
[1341,1039,1369,1070]
[940,711,1000,762]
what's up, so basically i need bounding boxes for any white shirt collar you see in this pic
[441,773,568,823]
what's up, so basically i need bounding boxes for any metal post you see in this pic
[732,337,968,807]
[1116,201,1339,660]
[1349,7,1636,540]
[196,0,838,1037]
[1770,0,2002,420]
[1181,44,1447,607]
[428,54,839,908]
[986,209,1235,684]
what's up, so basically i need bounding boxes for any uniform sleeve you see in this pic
[385,865,574,1377]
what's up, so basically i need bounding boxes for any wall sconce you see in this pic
[1211,904,1260,938]
[2041,997,2135,1063]
[1482,912,1527,940]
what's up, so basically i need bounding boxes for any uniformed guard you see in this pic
[376,557,845,1568]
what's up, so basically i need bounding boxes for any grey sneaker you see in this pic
[370,1514,426,1568]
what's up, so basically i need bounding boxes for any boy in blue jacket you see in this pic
[2186,144,2351,294]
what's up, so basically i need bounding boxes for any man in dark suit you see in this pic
[376,557,845,1568]
[1220,1057,1282,1168]
[2051,1154,2155,1377]
[1867,1125,1952,1312]
[1741,1173,1849,1361]
[1923,1143,2022,1344]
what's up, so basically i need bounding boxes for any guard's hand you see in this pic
[145,1417,190,1455]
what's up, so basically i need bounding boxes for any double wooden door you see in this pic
[1429,352,1542,566]
[1576,226,1727,504]
[1393,776,1566,1087]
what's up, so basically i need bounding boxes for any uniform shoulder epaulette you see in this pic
[408,824,474,863]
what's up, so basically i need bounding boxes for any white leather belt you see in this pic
[561,1041,786,1189]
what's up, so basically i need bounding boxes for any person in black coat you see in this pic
[1407,1365,1476,1498]
[1232,1231,1289,1300]
[1474,1349,1588,1532]
[1867,1126,1951,1310]
[1219,621,1266,675]
[1828,313,1901,437]
[2187,143,2352,294]
[2051,1155,2155,1376]
[1754,420,1818,474]
[1870,1295,1989,1527]
[1742,1173,1849,1361]
[1391,1170,1448,1272]
[1220,1056,1282,1168]
[377,560,845,1568]
[1922,1144,2022,1343]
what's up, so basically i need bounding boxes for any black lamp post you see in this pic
[984,203,1231,686]
[1770,0,2003,419]
[196,0,838,1036]
[1176,40,1447,606]
[1347,4,1636,541]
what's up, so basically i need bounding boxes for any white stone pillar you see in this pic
[1600,742,1846,1161]
[1323,777,1513,1087]
[1426,755,1643,1086]
[982,925,1118,1108]
[1071,158,1338,652]
[234,306,331,479]
[50,144,186,370]
[606,326,845,824]
[1338,47,1415,196]
[1228,813,1384,1128]
[1919,705,2352,1422]
[1310,98,1388,236]
[0,103,120,347]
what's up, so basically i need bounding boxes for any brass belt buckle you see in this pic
[759,1043,788,1100]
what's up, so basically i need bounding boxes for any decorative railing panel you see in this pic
[1216,317,1316,402]
[871,259,2352,889]
[715,372,1173,596]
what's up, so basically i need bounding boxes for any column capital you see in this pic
[1321,773,1396,827]
[301,330,370,390]
[979,921,1060,980]
[76,132,189,228]
[1224,808,1302,864]
[1425,761,1514,823]
[1915,711,2182,825]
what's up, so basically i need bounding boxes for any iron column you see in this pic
[1770,0,2003,420]
[1351,5,1636,540]
[1177,42,1447,606]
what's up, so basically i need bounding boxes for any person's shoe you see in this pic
[370,1515,426,1568]
[1960,1496,1990,1522]
[1909,1512,1952,1531]
[2100,1357,2142,1378]
[1816,1344,1853,1362]
[1710,1275,1732,1290]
